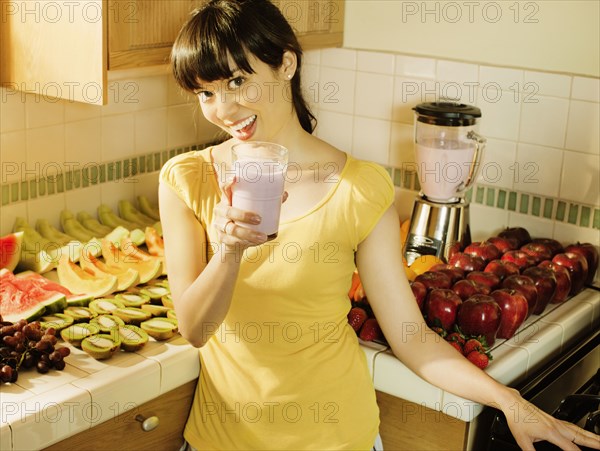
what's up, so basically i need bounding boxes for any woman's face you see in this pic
[194,53,296,143]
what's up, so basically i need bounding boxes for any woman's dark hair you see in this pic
[171,0,316,134]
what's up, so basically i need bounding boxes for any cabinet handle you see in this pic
[135,414,160,432]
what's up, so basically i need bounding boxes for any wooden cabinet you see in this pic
[376,390,469,451]
[43,380,197,451]
[0,0,344,105]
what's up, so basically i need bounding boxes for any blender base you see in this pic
[404,196,471,266]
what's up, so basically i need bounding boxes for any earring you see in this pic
[288,74,293,79]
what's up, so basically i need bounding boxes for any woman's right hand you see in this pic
[213,177,268,253]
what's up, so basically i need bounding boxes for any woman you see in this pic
[159,1,600,450]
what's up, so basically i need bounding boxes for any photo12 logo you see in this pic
[1,1,103,24]
[400,1,540,24]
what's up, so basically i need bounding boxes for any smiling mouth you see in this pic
[231,115,257,132]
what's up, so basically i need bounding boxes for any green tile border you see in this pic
[2,145,599,232]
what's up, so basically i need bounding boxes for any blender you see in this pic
[404,102,486,266]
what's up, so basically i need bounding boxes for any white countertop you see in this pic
[1,289,598,449]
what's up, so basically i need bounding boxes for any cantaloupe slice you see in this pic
[79,252,140,291]
[100,239,161,284]
[57,255,118,298]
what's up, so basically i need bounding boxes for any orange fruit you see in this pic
[409,255,444,276]
[400,218,411,244]
[404,266,417,281]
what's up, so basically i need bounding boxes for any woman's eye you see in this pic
[197,91,213,102]
[227,77,245,90]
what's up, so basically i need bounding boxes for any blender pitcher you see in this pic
[414,102,486,203]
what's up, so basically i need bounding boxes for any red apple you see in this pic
[448,252,486,273]
[410,280,428,311]
[487,236,519,254]
[425,288,463,331]
[520,242,553,265]
[429,264,465,284]
[501,274,538,318]
[501,250,536,272]
[538,260,572,303]
[414,271,453,291]
[463,241,502,263]
[522,266,557,315]
[484,259,521,281]
[498,227,532,248]
[552,252,589,295]
[531,238,564,257]
[456,294,502,346]
[452,279,490,301]
[466,271,501,290]
[564,243,599,285]
[446,242,463,261]
[490,288,529,339]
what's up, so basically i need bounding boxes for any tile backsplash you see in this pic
[1,49,599,258]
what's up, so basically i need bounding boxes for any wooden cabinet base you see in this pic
[376,390,468,451]
[44,380,197,451]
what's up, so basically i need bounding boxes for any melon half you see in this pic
[57,256,118,298]
[0,231,23,272]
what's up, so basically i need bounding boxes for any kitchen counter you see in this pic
[1,289,598,450]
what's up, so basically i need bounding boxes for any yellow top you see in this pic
[159,148,394,450]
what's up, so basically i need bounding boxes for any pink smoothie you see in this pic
[232,159,286,238]
[415,139,476,202]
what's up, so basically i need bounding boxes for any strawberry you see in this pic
[430,326,447,338]
[446,332,466,345]
[348,271,361,301]
[463,338,484,356]
[347,307,368,332]
[359,318,383,342]
[448,341,463,353]
[466,350,489,369]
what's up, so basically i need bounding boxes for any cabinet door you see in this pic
[273,0,344,49]
[0,0,107,104]
[107,0,204,70]
[43,380,197,451]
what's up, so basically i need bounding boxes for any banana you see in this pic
[137,195,161,221]
[97,204,139,230]
[77,211,113,237]
[60,210,95,242]
[118,199,155,228]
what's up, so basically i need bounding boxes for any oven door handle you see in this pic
[585,409,600,433]
[555,394,600,421]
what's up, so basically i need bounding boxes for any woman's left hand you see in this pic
[501,390,600,451]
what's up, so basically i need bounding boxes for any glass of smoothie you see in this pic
[231,141,288,240]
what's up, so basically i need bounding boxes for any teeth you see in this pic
[231,115,256,131]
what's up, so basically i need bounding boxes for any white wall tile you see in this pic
[1,88,26,132]
[394,55,436,79]
[101,113,135,162]
[167,104,202,148]
[524,71,571,98]
[479,66,524,92]
[132,75,169,111]
[319,48,357,70]
[25,95,65,129]
[26,125,65,175]
[314,110,354,152]
[66,118,102,165]
[571,77,600,103]
[351,116,390,165]
[100,179,135,212]
[514,143,563,197]
[354,72,394,120]
[1,130,26,184]
[303,49,321,66]
[436,60,478,84]
[470,204,510,242]
[477,88,521,141]
[166,76,196,106]
[392,77,437,123]
[565,100,600,154]
[64,101,102,123]
[135,108,168,155]
[27,195,66,229]
[318,67,355,114]
[519,96,569,148]
[507,212,555,241]
[357,51,395,75]
[477,138,517,190]
[301,64,321,112]
[560,151,600,205]
[389,122,414,168]
[101,80,139,116]
[133,173,160,204]
[65,185,102,216]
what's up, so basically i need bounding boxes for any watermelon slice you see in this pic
[0,269,66,322]
[0,231,23,272]
[15,271,93,307]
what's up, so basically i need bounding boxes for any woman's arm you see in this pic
[356,206,600,451]
[158,182,265,347]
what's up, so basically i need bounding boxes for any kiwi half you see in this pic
[40,313,75,332]
[114,292,151,308]
[90,314,125,333]
[140,317,178,340]
[161,294,174,309]
[60,323,100,348]
[81,334,121,360]
[89,298,126,315]
[112,307,152,325]
[62,306,98,323]
[116,325,149,351]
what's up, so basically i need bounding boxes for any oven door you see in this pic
[487,329,599,451]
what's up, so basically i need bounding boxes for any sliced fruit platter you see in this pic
[0,196,180,380]
[348,223,599,370]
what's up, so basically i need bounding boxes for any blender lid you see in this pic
[414,102,482,126]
